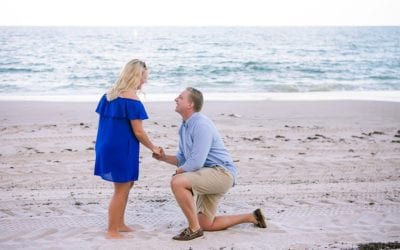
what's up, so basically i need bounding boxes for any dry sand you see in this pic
[0,99,399,249]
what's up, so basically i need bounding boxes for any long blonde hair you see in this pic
[106,59,147,101]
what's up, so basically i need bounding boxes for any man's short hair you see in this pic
[186,87,203,112]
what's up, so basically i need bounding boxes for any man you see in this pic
[153,87,266,241]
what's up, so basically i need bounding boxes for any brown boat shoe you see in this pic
[254,208,267,228]
[172,227,204,241]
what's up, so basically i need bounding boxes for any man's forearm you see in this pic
[162,155,179,166]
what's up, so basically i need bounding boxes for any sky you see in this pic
[1,0,399,26]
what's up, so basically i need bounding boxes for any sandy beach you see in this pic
[0,99,399,249]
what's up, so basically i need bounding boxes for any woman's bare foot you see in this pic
[119,225,135,232]
[106,231,124,239]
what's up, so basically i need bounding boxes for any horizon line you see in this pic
[1,24,400,28]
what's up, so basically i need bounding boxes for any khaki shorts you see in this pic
[183,166,234,221]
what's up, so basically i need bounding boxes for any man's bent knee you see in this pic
[170,174,191,191]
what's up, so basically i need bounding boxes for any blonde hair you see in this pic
[106,59,147,101]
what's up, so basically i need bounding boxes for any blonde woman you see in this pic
[94,59,161,239]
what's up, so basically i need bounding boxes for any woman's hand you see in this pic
[152,147,166,161]
[151,146,162,156]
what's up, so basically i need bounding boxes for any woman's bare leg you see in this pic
[106,182,133,238]
[118,182,134,232]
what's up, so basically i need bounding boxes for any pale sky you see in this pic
[1,0,399,26]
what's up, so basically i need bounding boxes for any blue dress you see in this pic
[94,94,148,183]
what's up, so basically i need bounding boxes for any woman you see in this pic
[94,59,161,239]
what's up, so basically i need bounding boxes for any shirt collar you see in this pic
[183,112,200,128]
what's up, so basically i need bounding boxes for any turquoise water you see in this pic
[0,26,399,99]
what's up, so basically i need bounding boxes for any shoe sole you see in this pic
[255,209,267,228]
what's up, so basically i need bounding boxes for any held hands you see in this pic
[152,146,166,161]
[151,146,162,156]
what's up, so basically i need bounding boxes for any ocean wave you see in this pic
[243,62,274,72]
[0,67,54,73]
[0,26,399,96]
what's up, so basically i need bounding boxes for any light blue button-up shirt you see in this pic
[176,112,237,181]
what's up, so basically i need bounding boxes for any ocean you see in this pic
[0,26,399,101]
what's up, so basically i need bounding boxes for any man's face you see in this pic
[175,90,192,114]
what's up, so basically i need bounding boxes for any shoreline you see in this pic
[0,90,400,102]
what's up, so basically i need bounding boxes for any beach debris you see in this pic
[44,124,57,128]
[228,113,241,118]
[391,140,400,143]
[149,199,168,203]
[284,125,303,128]
[362,131,384,136]
[358,242,400,250]
[351,135,365,139]
[78,122,89,128]
[275,135,285,139]
[242,136,263,142]
[305,134,333,141]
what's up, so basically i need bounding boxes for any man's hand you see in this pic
[172,167,185,176]
[152,148,179,166]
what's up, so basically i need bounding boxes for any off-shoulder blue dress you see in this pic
[94,94,148,183]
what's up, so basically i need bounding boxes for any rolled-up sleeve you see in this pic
[176,140,186,167]
[180,123,213,172]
